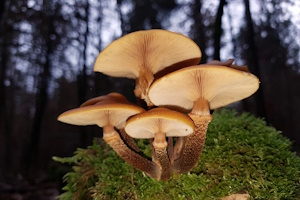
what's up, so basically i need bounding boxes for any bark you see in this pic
[213,0,226,60]
[244,0,268,119]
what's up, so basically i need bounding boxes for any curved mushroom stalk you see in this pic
[172,137,187,163]
[119,129,140,152]
[171,114,211,174]
[171,98,212,174]
[103,125,161,180]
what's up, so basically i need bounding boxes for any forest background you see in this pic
[0,0,300,185]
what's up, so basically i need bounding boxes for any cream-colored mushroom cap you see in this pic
[125,108,194,139]
[58,101,145,129]
[148,65,259,111]
[93,29,201,78]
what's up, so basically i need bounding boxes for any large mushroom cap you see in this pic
[125,108,194,139]
[58,98,145,129]
[94,29,201,79]
[148,65,259,111]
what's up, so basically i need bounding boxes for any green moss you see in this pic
[54,109,300,199]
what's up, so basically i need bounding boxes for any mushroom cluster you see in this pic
[58,29,259,181]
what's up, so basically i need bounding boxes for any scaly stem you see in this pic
[103,125,161,180]
[153,132,171,181]
[171,98,212,174]
[155,148,171,181]
[119,128,140,152]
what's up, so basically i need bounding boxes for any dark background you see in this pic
[0,0,300,194]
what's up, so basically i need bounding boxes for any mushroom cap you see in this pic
[148,65,259,111]
[125,108,194,139]
[94,29,201,79]
[207,59,249,72]
[80,93,128,107]
[58,97,145,129]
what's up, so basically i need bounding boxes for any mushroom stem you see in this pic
[150,139,159,165]
[191,98,210,116]
[119,129,140,152]
[134,69,154,106]
[103,125,161,180]
[153,132,171,181]
[168,137,174,164]
[171,114,211,174]
[172,137,187,163]
[171,98,211,174]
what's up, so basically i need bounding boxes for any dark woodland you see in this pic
[0,0,300,198]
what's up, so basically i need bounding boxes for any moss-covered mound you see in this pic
[54,109,300,199]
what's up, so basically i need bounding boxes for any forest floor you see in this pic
[0,173,59,200]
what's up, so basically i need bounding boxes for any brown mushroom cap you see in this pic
[80,93,128,107]
[58,101,145,130]
[148,65,259,111]
[94,29,201,79]
[125,108,194,139]
[207,59,249,72]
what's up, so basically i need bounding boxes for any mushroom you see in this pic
[79,93,140,152]
[93,29,201,105]
[125,108,194,181]
[57,93,161,179]
[148,65,259,174]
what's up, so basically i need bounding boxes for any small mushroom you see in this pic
[125,108,194,181]
[93,29,201,105]
[148,65,259,174]
[79,93,140,152]
[58,93,161,179]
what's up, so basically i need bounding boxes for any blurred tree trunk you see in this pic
[256,0,294,138]
[129,0,162,32]
[226,3,237,58]
[117,0,126,35]
[0,0,7,127]
[0,0,12,171]
[243,0,267,119]
[213,0,226,60]
[93,0,112,111]
[77,0,90,147]
[27,1,54,169]
[189,0,208,63]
